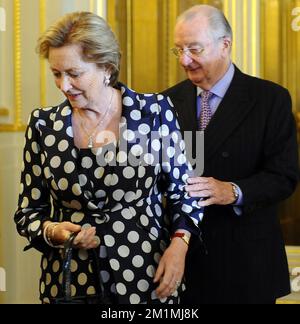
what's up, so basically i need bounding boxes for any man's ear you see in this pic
[220,37,232,58]
[222,37,232,51]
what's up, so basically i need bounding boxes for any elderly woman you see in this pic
[14,11,202,304]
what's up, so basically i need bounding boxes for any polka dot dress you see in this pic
[14,83,203,304]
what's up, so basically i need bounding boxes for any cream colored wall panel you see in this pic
[0,0,14,125]
[0,5,5,31]
[0,133,40,304]
[20,0,41,123]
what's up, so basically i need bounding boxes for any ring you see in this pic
[64,231,72,241]
[94,236,101,247]
[175,280,181,288]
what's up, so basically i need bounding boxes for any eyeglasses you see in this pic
[171,47,205,58]
[171,36,228,59]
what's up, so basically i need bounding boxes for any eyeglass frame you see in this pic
[171,47,205,58]
[171,36,228,59]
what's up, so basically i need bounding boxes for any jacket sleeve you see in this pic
[158,95,203,235]
[235,87,299,213]
[14,109,52,253]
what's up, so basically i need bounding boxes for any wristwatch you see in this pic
[171,232,190,246]
[231,183,239,203]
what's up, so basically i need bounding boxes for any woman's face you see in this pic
[48,44,108,111]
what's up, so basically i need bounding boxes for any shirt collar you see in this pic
[197,62,235,98]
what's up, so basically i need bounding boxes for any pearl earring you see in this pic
[104,75,110,87]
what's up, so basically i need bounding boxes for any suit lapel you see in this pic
[167,80,198,132]
[169,69,256,162]
[204,67,256,161]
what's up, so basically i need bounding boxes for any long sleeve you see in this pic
[158,95,203,234]
[235,87,299,212]
[14,109,52,252]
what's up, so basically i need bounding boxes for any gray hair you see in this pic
[37,11,121,86]
[177,5,233,41]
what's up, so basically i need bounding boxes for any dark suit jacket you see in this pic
[163,67,299,304]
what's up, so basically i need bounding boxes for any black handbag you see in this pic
[52,233,113,304]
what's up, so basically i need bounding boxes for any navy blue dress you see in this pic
[15,83,203,304]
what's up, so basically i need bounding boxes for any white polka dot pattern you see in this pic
[14,85,204,305]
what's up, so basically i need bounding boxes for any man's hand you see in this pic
[186,177,236,207]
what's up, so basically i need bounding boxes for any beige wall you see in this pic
[0,133,41,303]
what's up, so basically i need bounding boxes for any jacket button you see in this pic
[222,151,230,158]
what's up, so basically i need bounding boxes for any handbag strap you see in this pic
[61,233,106,302]
[62,233,76,301]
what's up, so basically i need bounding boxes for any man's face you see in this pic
[174,17,229,89]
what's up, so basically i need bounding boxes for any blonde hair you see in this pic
[37,11,121,86]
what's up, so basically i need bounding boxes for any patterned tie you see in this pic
[199,91,213,131]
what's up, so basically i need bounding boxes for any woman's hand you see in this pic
[73,226,100,250]
[43,221,99,250]
[153,237,189,299]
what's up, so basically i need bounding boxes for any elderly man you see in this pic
[163,5,299,304]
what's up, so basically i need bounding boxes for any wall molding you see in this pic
[0,0,107,133]
[0,108,9,117]
[0,0,25,132]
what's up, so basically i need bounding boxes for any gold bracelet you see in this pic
[171,232,190,246]
[43,222,61,248]
[50,224,58,244]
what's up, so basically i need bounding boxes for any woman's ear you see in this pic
[104,65,113,76]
